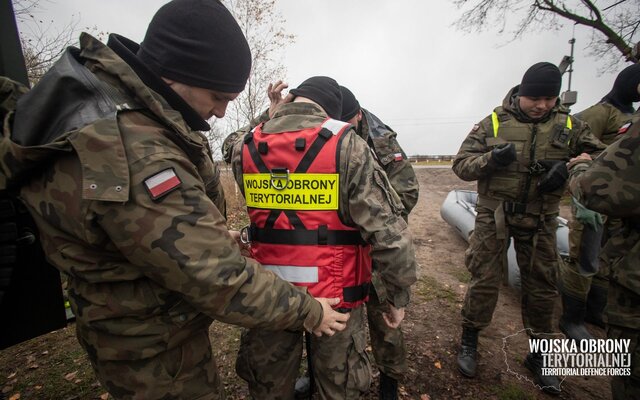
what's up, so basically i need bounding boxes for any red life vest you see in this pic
[241,117,372,309]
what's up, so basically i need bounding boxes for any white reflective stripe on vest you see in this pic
[321,118,349,135]
[263,265,319,283]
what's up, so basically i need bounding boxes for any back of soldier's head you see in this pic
[289,76,343,119]
[611,63,640,104]
[137,0,251,94]
[339,86,361,125]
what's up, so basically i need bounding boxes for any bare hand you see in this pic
[567,153,592,169]
[229,230,250,256]
[569,153,591,163]
[313,298,350,337]
[267,80,291,118]
[383,304,405,329]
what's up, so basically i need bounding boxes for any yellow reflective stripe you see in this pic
[566,116,572,144]
[491,112,499,137]
[243,173,339,210]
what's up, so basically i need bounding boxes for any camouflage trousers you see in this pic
[236,305,371,400]
[604,227,640,398]
[606,230,640,330]
[462,207,559,338]
[84,329,223,399]
[608,323,640,400]
[367,272,407,380]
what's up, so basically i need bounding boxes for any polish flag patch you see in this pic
[393,152,404,161]
[618,122,632,135]
[144,168,182,200]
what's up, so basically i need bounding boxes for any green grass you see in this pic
[412,160,453,166]
[415,275,459,305]
[492,383,536,400]
[449,268,471,283]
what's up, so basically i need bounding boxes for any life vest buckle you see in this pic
[270,167,290,190]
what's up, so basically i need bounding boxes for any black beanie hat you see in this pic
[137,0,251,93]
[603,63,640,112]
[339,86,361,121]
[519,62,562,97]
[289,76,342,119]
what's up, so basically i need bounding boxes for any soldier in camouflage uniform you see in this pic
[339,85,418,400]
[559,63,640,341]
[0,2,349,399]
[568,108,640,400]
[452,62,605,395]
[226,77,417,400]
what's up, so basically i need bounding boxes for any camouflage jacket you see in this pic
[0,34,323,361]
[453,86,605,210]
[228,102,417,307]
[357,109,419,219]
[575,102,633,146]
[569,113,640,318]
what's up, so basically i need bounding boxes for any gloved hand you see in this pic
[491,143,517,166]
[536,160,568,193]
[572,197,603,230]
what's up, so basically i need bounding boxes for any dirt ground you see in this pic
[0,167,612,400]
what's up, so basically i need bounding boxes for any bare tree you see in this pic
[453,0,640,71]
[13,1,75,84]
[206,0,294,157]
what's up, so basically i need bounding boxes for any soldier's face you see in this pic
[165,79,240,120]
[519,96,557,119]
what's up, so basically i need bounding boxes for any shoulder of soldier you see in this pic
[118,110,197,165]
[341,126,376,164]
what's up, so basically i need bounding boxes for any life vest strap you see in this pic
[249,225,366,246]
[343,282,370,303]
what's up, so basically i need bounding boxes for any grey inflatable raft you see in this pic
[440,190,569,290]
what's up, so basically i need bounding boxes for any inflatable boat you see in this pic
[440,190,569,290]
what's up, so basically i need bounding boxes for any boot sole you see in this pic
[457,364,476,378]
[524,357,561,396]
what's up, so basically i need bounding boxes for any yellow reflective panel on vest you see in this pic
[491,112,500,137]
[243,173,339,210]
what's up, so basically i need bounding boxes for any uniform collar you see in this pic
[262,102,328,133]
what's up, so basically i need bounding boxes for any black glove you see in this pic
[537,160,569,193]
[491,143,517,166]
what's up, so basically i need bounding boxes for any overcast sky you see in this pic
[27,0,633,155]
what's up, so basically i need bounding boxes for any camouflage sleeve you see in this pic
[373,133,419,217]
[221,109,270,163]
[1,77,29,121]
[575,106,607,141]
[93,150,323,332]
[198,132,226,218]
[569,116,606,157]
[452,117,498,181]
[341,131,417,307]
[569,130,640,217]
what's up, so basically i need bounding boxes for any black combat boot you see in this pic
[524,352,561,395]
[379,370,399,400]
[585,285,607,329]
[559,292,594,341]
[457,327,478,378]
